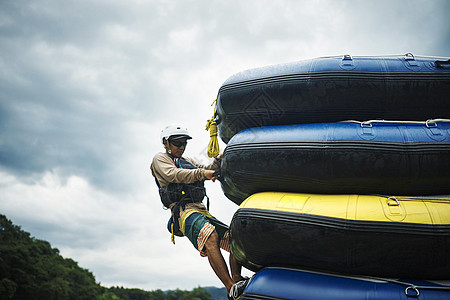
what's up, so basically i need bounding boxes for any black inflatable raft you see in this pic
[230,192,450,279]
[220,120,450,204]
[215,54,450,143]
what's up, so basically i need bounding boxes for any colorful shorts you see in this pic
[170,209,230,257]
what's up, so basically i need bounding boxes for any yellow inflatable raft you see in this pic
[230,192,450,279]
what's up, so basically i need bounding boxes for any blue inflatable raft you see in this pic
[242,267,450,300]
[220,120,450,204]
[215,54,450,143]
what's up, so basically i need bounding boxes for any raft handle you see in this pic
[360,121,373,128]
[404,53,418,67]
[425,119,443,136]
[404,53,415,61]
[425,119,438,128]
[342,54,353,61]
[386,196,400,206]
[435,59,450,67]
[340,54,355,68]
[405,286,420,298]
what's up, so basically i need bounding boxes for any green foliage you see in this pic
[0,214,101,300]
[0,278,17,299]
[0,214,222,300]
[103,286,214,300]
[98,291,121,300]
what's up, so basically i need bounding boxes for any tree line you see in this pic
[0,214,223,300]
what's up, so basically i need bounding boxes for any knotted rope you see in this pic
[205,99,219,158]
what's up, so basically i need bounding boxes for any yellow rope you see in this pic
[205,99,219,158]
[171,223,175,244]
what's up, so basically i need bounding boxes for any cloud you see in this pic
[1,0,449,291]
[0,168,238,290]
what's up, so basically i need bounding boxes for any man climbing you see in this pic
[150,125,249,300]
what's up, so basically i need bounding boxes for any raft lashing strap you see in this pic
[404,284,450,298]
[353,274,450,298]
[205,99,220,158]
[344,118,450,127]
[385,278,450,298]
[346,119,450,138]
[381,195,450,204]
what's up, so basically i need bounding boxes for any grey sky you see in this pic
[1,0,449,291]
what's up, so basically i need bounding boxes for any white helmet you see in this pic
[160,125,192,143]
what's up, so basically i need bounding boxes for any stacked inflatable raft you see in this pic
[215,54,450,299]
[221,120,450,204]
[216,53,450,143]
[243,268,450,300]
[231,192,450,279]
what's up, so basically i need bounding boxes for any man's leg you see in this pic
[229,254,244,283]
[204,230,235,292]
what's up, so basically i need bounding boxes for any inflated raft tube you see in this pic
[242,267,450,300]
[221,120,450,204]
[215,54,450,143]
[230,192,450,279]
